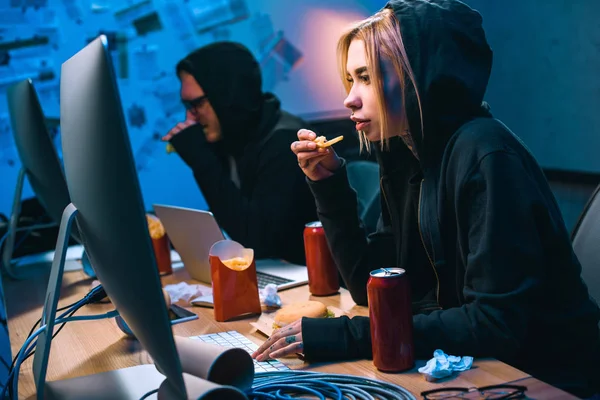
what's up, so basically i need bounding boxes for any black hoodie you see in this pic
[301,1,600,397]
[169,42,317,264]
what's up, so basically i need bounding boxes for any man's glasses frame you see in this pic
[182,95,208,114]
[421,384,527,399]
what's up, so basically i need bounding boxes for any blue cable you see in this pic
[5,309,119,399]
[7,325,46,399]
[247,371,416,400]
[2,298,83,400]
[55,311,119,323]
[247,393,277,400]
[252,380,342,400]
[2,284,108,398]
[2,300,84,399]
[138,388,159,399]
[272,385,326,399]
[31,286,99,340]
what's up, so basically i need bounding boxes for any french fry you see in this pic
[146,214,166,239]
[221,257,250,271]
[314,135,344,148]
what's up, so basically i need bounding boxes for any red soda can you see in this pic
[303,221,340,296]
[367,267,414,372]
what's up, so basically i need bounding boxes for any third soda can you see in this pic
[367,267,414,372]
[303,221,340,296]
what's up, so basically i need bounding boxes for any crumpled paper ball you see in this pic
[163,282,212,303]
[260,283,281,308]
[418,349,474,381]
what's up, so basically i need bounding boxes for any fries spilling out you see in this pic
[314,135,344,148]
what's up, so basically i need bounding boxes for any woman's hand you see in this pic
[252,318,303,361]
[291,129,342,181]
[161,119,197,141]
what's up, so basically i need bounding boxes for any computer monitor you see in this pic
[33,35,251,399]
[4,79,84,276]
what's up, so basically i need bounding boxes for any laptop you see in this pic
[153,204,309,291]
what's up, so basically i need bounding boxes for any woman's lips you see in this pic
[356,121,370,131]
[351,116,370,131]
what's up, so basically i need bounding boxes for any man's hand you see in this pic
[162,119,198,141]
[252,318,303,361]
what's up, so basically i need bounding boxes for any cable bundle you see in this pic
[0,284,116,400]
[248,371,417,400]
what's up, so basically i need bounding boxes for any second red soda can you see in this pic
[367,267,414,372]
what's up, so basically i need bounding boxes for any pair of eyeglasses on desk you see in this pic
[421,384,527,399]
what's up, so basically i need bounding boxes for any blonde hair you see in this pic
[337,8,423,151]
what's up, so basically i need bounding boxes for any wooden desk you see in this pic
[6,267,576,399]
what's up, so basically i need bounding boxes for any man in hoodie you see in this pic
[162,42,317,265]
[253,1,600,397]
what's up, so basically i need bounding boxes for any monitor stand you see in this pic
[44,365,248,400]
[44,364,166,400]
[32,203,249,400]
[1,167,85,280]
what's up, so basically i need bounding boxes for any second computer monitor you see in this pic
[59,35,186,396]
[6,79,79,241]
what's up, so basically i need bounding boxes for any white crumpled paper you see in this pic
[260,283,281,308]
[418,350,473,381]
[163,282,212,304]
[163,282,281,308]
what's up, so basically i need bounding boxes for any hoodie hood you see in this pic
[384,0,493,167]
[176,42,264,156]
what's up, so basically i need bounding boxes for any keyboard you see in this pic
[190,330,291,373]
[256,271,293,289]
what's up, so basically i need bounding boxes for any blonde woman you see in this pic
[253,1,600,397]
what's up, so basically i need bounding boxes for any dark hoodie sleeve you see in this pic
[169,124,221,172]
[307,163,395,306]
[412,150,552,359]
[170,125,311,261]
[302,316,372,361]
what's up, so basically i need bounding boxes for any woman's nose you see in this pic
[343,89,361,111]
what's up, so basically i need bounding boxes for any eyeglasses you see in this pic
[421,384,527,399]
[182,95,208,114]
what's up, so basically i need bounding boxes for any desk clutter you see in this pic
[4,280,418,399]
[65,249,478,398]
[1,206,506,398]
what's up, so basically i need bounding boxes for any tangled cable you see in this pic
[247,370,417,400]
[1,284,113,400]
